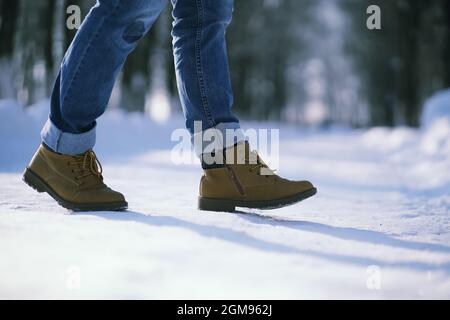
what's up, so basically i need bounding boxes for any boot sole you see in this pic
[23,168,128,212]
[198,187,317,212]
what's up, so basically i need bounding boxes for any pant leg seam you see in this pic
[61,1,123,109]
[195,0,215,128]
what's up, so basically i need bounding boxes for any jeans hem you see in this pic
[41,119,96,155]
[192,122,246,156]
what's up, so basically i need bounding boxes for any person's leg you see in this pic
[24,0,169,212]
[171,0,245,156]
[42,0,168,155]
[170,0,316,211]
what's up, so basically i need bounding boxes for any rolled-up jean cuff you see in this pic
[192,122,247,157]
[40,119,96,155]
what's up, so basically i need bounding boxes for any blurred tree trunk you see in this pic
[443,0,450,87]
[41,0,57,93]
[120,38,152,112]
[14,0,45,105]
[63,0,77,51]
[0,0,19,98]
[395,1,422,126]
[0,0,19,58]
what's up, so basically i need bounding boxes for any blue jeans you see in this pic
[42,0,243,156]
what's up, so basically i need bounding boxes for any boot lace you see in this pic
[68,150,103,181]
[247,150,277,176]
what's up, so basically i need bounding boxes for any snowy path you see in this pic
[0,103,449,299]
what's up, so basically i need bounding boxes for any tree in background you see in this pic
[228,0,315,121]
[340,0,450,127]
[0,0,449,127]
[0,0,19,98]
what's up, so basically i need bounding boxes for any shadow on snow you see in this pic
[81,209,450,273]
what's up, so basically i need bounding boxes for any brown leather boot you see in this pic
[23,144,127,211]
[198,142,317,212]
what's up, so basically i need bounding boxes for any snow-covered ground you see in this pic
[0,97,449,299]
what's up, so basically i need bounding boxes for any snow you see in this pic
[421,89,450,128]
[0,99,449,299]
